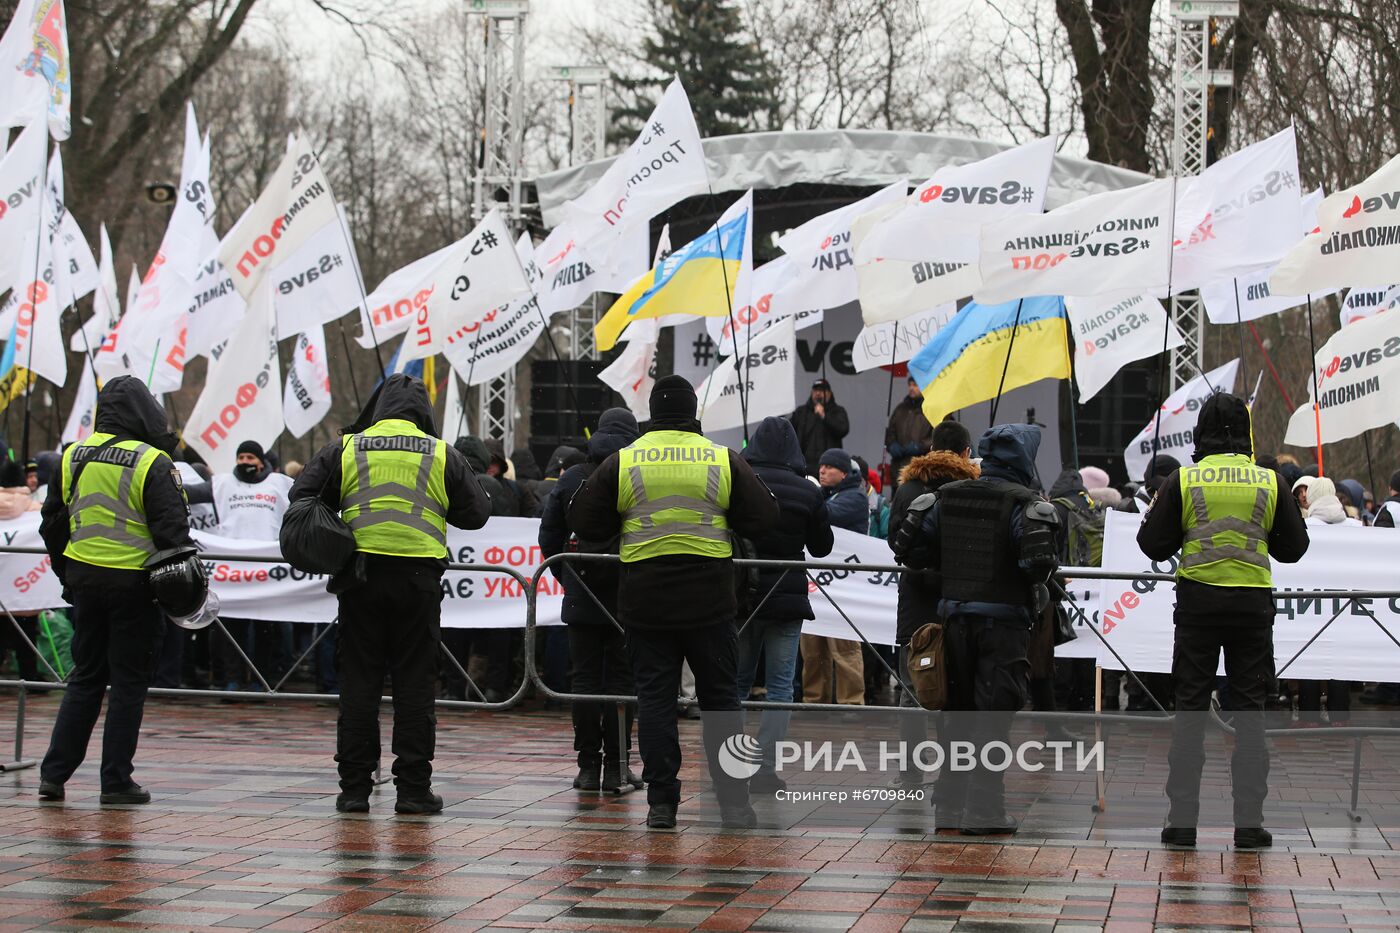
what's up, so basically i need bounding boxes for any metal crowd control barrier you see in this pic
[524,553,1400,821]
[0,547,535,773]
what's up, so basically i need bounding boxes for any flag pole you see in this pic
[331,201,386,382]
[1363,429,1379,513]
[20,142,51,463]
[1065,328,1080,470]
[707,186,749,444]
[1147,176,1181,478]
[1247,320,1294,408]
[988,299,1025,425]
[1231,278,1248,370]
[1304,293,1323,475]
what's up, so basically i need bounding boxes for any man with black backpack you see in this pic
[539,408,644,794]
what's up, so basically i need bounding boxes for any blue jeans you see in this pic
[735,618,801,774]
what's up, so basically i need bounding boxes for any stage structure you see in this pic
[532,130,1156,479]
[470,0,529,450]
[1169,0,1238,390]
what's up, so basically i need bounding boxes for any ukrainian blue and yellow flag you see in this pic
[594,191,752,352]
[907,295,1070,425]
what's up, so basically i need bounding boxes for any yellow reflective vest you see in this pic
[617,431,732,562]
[340,419,450,558]
[60,433,165,570]
[1178,453,1277,588]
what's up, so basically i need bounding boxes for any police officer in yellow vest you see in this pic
[569,376,779,830]
[1138,392,1308,849]
[36,376,197,806]
[290,374,491,815]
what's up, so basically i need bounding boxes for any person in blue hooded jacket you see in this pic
[912,423,1060,836]
[737,417,835,793]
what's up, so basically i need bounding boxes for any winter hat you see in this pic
[1089,487,1123,508]
[1309,477,1337,501]
[819,448,853,472]
[236,440,266,464]
[1291,475,1315,496]
[649,375,698,420]
[1144,453,1181,487]
[1080,466,1111,491]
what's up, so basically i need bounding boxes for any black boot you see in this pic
[573,763,601,791]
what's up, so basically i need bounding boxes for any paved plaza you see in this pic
[4,693,1400,931]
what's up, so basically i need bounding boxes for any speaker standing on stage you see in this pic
[1137,392,1309,849]
[36,376,197,806]
[289,374,491,816]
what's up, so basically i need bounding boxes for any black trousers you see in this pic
[0,613,39,681]
[335,558,443,797]
[41,587,163,792]
[627,621,748,808]
[1166,623,1273,829]
[568,624,634,767]
[934,615,1030,826]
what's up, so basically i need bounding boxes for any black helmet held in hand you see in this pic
[145,546,216,628]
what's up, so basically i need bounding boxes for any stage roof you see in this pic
[532,129,1154,227]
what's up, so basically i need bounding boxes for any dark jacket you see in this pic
[511,447,543,483]
[740,417,834,622]
[538,411,638,625]
[789,394,851,475]
[40,375,195,590]
[485,439,539,517]
[885,395,934,487]
[525,445,585,513]
[1048,468,1094,555]
[454,436,515,517]
[1376,494,1400,529]
[290,375,491,567]
[823,471,870,534]
[888,450,979,644]
[1136,393,1308,626]
[567,413,780,630]
[917,423,1045,625]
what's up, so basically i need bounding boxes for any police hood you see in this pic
[742,416,806,474]
[588,408,640,463]
[94,376,178,452]
[1192,392,1252,461]
[344,374,439,438]
[977,423,1041,488]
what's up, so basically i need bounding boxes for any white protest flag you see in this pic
[184,224,246,358]
[355,241,456,349]
[125,263,139,311]
[1338,284,1400,328]
[271,207,361,336]
[218,134,338,300]
[61,360,94,443]
[407,209,530,365]
[96,104,213,389]
[70,223,119,353]
[599,319,658,421]
[1200,188,1334,325]
[441,232,553,386]
[976,178,1175,305]
[9,228,65,385]
[556,77,707,246]
[0,118,46,295]
[855,137,1056,323]
[441,364,468,440]
[1271,151,1400,295]
[535,220,648,316]
[1065,293,1184,402]
[0,0,69,140]
[779,180,905,317]
[696,316,796,432]
[282,324,331,438]
[1284,309,1400,446]
[1123,357,1239,482]
[706,255,798,357]
[850,302,958,373]
[54,207,97,302]
[185,280,283,474]
[1171,126,1302,293]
